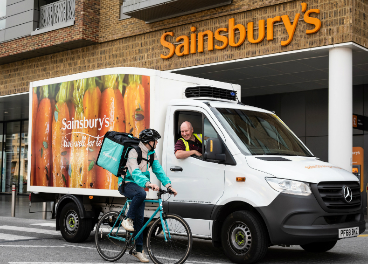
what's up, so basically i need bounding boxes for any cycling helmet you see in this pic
[139,129,161,143]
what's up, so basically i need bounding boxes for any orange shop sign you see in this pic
[160,3,321,59]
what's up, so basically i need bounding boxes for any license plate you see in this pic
[338,227,359,239]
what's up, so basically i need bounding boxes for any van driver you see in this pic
[175,121,203,159]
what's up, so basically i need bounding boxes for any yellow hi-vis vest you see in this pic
[179,134,203,151]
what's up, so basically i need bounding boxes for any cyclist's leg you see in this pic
[121,182,146,225]
[134,200,145,251]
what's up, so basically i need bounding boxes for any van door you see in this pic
[166,107,226,224]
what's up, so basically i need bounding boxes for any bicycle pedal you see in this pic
[129,248,135,255]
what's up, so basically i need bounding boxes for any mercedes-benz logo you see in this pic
[343,186,353,203]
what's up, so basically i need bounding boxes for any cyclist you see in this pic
[118,128,177,263]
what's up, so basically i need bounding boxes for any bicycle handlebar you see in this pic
[147,186,175,195]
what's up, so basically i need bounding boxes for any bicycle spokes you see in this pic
[95,212,128,262]
[147,214,193,264]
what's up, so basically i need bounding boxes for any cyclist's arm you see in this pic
[126,149,149,188]
[152,153,171,188]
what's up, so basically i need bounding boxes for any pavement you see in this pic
[1,194,368,263]
[0,194,53,219]
[0,216,367,264]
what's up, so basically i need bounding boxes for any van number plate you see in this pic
[338,227,359,239]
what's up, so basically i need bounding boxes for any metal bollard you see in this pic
[11,185,16,217]
[42,202,47,220]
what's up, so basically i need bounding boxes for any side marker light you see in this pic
[236,177,246,182]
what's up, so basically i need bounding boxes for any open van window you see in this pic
[216,108,313,157]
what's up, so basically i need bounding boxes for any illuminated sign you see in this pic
[161,2,321,59]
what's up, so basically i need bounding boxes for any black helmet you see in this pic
[139,129,161,143]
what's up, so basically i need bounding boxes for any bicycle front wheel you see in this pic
[146,214,193,264]
[95,212,128,262]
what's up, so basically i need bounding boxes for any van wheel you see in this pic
[221,211,268,264]
[59,202,93,243]
[300,240,337,252]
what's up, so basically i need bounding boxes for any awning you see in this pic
[0,93,29,122]
[122,0,232,23]
[171,43,368,97]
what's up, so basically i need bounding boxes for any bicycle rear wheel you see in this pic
[146,214,193,264]
[95,212,128,262]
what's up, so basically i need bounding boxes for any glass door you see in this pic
[2,122,21,193]
[0,123,3,192]
[19,121,29,194]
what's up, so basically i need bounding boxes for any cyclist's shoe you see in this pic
[122,218,134,232]
[133,250,149,263]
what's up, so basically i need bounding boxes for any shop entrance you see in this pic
[0,93,29,194]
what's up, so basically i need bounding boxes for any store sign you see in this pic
[160,2,321,59]
[353,114,367,130]
[352,147,364,191]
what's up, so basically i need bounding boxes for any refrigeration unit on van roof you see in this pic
[185,86,237,101]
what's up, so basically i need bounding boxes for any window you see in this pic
[216,108,313,156]
[0,19,5,30]
[204,118,219,139]
[174,110,235,165]
[175,111,202,143]
[0,0,6,18]
[0,0,5,31]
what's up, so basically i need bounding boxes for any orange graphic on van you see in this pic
[31,74,150,190]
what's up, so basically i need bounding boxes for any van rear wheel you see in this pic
[59,202,93,243]
[300,240,337,252]
[221,211,268,264]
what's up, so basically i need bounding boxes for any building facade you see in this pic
[0,0,367,202]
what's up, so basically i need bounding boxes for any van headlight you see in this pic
[265,178,311,196]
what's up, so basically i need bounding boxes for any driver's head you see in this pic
[180,121,194,141]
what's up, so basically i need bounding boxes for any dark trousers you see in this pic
[118,182,146,246]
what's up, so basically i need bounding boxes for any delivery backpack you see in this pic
[96,131,154,178]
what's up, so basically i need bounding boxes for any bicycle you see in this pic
[95,187,193,264]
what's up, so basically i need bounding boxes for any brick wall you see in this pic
[353,0,368,47]
[0,0,365,96]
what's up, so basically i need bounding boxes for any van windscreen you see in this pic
[216,108,313,157]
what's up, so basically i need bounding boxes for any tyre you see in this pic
[95,212,128,262]
[300,240,337,252]
[221,211,268,264]
[146,214,193,264]
[59,202,93,243]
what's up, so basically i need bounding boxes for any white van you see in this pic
[29,67,365,264]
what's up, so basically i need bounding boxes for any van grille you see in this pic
[185,86,237,101]
[312,182,361,212]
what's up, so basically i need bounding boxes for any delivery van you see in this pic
[28,67,365,264]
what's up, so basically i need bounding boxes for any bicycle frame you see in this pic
[107,198,172,243]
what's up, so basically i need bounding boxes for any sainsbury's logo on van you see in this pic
[62,115,110,131]
[103,152,117,162]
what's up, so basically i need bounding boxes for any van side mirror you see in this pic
[204,138,226,162]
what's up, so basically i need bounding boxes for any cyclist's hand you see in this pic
[168,187,178,197]
[193,150,202,157]
[148,183,160,191]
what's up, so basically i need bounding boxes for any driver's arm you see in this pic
[175,150,200,159]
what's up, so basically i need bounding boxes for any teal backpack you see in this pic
[96,131,154,178]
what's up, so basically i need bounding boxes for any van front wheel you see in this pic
[300,240,337,252]
[221,211,268,264]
